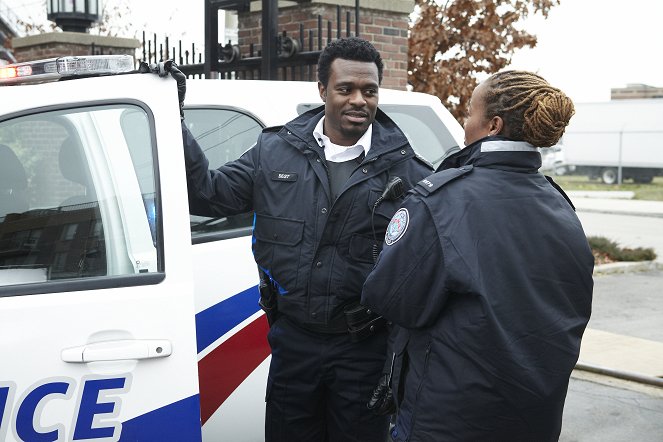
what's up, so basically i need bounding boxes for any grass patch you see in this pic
[588,236,657,265]
[551,175,663,201]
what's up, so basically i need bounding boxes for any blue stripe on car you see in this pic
[195,285,261,354]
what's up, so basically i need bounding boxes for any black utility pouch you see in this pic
[258,270,279,327]
[344,303,387,342]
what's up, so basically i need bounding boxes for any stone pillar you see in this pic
[238,0,412,89]
[11,32,140,63]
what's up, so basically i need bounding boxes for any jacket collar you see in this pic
[439,136,542,173]
[281,105,410,159]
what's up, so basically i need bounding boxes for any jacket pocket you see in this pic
[349,233,378,264]
[253,214,305,291]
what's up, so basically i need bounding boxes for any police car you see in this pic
[0,55,463,441]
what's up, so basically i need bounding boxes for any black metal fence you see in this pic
[139,4,359,80]
[139,33,206,79]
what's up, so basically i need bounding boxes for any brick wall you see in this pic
[11,120,80,209]
[11,32,140,63]
[238,2,410,89]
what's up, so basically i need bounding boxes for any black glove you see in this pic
[139,59,186,119]
[366,373,396,416]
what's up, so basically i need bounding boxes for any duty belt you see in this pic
[286,304,387,340]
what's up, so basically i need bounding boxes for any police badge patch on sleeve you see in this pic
[385,208,409,246]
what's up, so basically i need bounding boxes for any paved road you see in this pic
[561,371,663,442]
[559,197,663,441]
[589,269,663,342]
[559,218,663,442]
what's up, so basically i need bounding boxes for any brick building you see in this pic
[11,32,139,63]
[6,0,411,87]
[237,0,412,89]
[611,83,663,100]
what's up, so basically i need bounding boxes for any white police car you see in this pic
[0,55,463,441]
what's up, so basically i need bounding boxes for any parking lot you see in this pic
[560,195,663,441]
[561,268,663,441]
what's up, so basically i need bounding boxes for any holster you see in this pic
[344,303,387,342]
[258,269,278,327]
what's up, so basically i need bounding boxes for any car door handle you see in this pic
[61,339,172,363]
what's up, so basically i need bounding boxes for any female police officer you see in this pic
[362,71,594,441]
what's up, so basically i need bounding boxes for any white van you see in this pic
[0,55,463,441]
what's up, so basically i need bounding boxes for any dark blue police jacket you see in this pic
[182,106,432,330]
[362,136,594,441]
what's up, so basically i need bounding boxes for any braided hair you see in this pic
[483,71,574,147]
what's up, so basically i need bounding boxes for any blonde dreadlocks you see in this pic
[483,71,574,148]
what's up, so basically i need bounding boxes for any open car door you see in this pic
[0,62,201,441]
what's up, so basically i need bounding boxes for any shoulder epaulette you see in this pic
[415,165,474,196]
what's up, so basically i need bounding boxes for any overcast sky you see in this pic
[4,0,661,103]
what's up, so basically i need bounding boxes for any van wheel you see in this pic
[601,168,617,185]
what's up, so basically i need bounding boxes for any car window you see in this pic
[0,105,160,291]
[183,108,263,243]
[379,105,458,168]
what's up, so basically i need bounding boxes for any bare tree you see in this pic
[15,0,134,38]
[89,0,134,38]
[409,0,560,123]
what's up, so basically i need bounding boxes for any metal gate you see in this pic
[140,0,360,80]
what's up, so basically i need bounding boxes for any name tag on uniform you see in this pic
[271,171,298,182]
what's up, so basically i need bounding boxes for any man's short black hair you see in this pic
[317,37,384,87]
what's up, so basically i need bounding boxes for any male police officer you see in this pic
[179,38,432,441]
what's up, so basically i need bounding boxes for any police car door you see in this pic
[0,59,201,441]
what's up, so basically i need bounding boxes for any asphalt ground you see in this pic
[561,269,663,442]
[561,371,663,442]
[559,194,663,441]
[571,196,663,380]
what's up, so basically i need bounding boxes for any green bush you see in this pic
[588,236,657,262]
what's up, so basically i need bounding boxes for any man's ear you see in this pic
[488,115,504,136]
[318,81,327,102]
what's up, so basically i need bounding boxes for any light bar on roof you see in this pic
[0,55,134,85]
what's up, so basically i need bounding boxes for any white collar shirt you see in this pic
[313,116,372,163]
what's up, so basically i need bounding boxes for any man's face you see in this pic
[318,58,379,146]
[463,81,492,147]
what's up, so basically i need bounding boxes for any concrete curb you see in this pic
[578,329,663,379]
[578,208,663,219]
[567,191,635,199]
[574,362,663,388]
[593,260,662,275]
